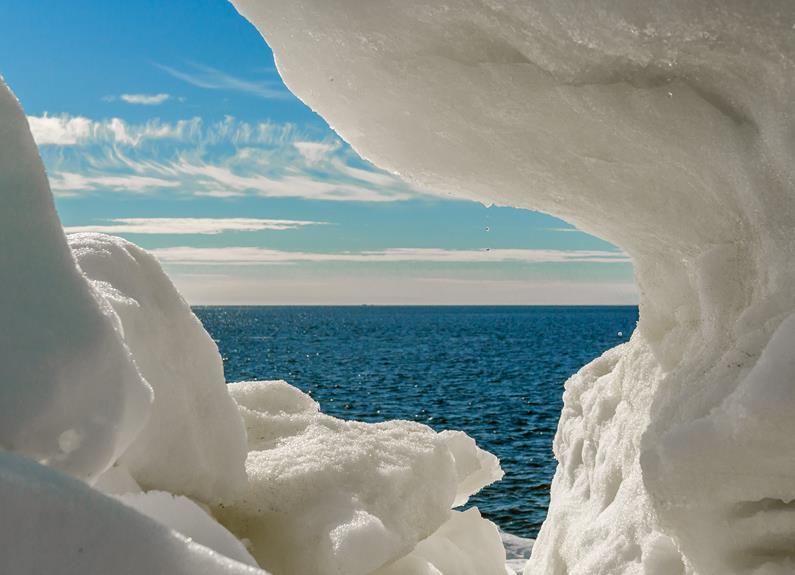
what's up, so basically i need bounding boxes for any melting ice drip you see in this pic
[1,1,794,575]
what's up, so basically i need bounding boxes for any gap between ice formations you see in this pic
[0,54,525,575]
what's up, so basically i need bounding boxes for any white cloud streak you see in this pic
[547,227,585,233]
[173,159,412,202]
[120,93,171,105]
[151,246,630,265]
[156,63,289,100]
[65,217,324,235]
[50,172,179,194]
[27,114,94,145]
[294,141,336,164]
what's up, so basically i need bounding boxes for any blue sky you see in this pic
[0,0,636,304]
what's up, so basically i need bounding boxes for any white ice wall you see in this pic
[230,2,795,573]
[0,77,152,483]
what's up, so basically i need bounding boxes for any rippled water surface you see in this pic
[195,305,638,538]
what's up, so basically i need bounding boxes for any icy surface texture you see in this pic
[231,2,795,573]
[0,77,152,482]
[501,531,535,575]
[68,233,248,503]
[0,451,263,575]
[116,490,259,567]
[220,380,505,575]
[374,508,509,575]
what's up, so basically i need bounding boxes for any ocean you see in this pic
[195,305,639,539]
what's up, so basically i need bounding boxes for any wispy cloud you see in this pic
[30,113,423,202]
[151,246,629,265]
[156,62,289,100]
[65,217,325,235]
[173,159,412,202]
[546,227,584,233]
[119,93,171,105]
[28,114,94,145]
[28,114,202,146]
[50,172,179,195]
[294,141,337,164]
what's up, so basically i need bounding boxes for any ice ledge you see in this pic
[230,2,795,573]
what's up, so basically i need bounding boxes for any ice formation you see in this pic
[0,75,508,574]
[0,451,261,575]
[219,380,504,575]
[229,2,795,574]
[0,80,151,483]
[68,232,248,503]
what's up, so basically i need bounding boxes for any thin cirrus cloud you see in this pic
[119,93,171,105]
[29,113,421,202]
[64,217,326,235]
[156,62,290,100]
[294,141,338,164]
[50,172,180,195]
[173,159,413,202]
[28,113,202,146]
[151,246,630,265]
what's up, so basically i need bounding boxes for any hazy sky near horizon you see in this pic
[1,0,636,304]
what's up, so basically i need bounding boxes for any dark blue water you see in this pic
[195,305,638,538]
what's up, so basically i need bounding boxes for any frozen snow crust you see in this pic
[0,451,262,575]
[229,2,795,574]
[0,76,508,574]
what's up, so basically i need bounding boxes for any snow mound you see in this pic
[0,77,151,483]
[0,451,263,575]
[220,380,504,575]
[230,2,795,573]
[68,232,247,503]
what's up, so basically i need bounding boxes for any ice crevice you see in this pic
[1,1,795,574]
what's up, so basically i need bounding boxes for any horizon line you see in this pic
[189,303,640,307]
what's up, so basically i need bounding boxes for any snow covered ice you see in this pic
[219,379,505,575]
[69,232,248,503]
[3,0,795,573]
[231,1,795,573]
[0,80,151,484]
